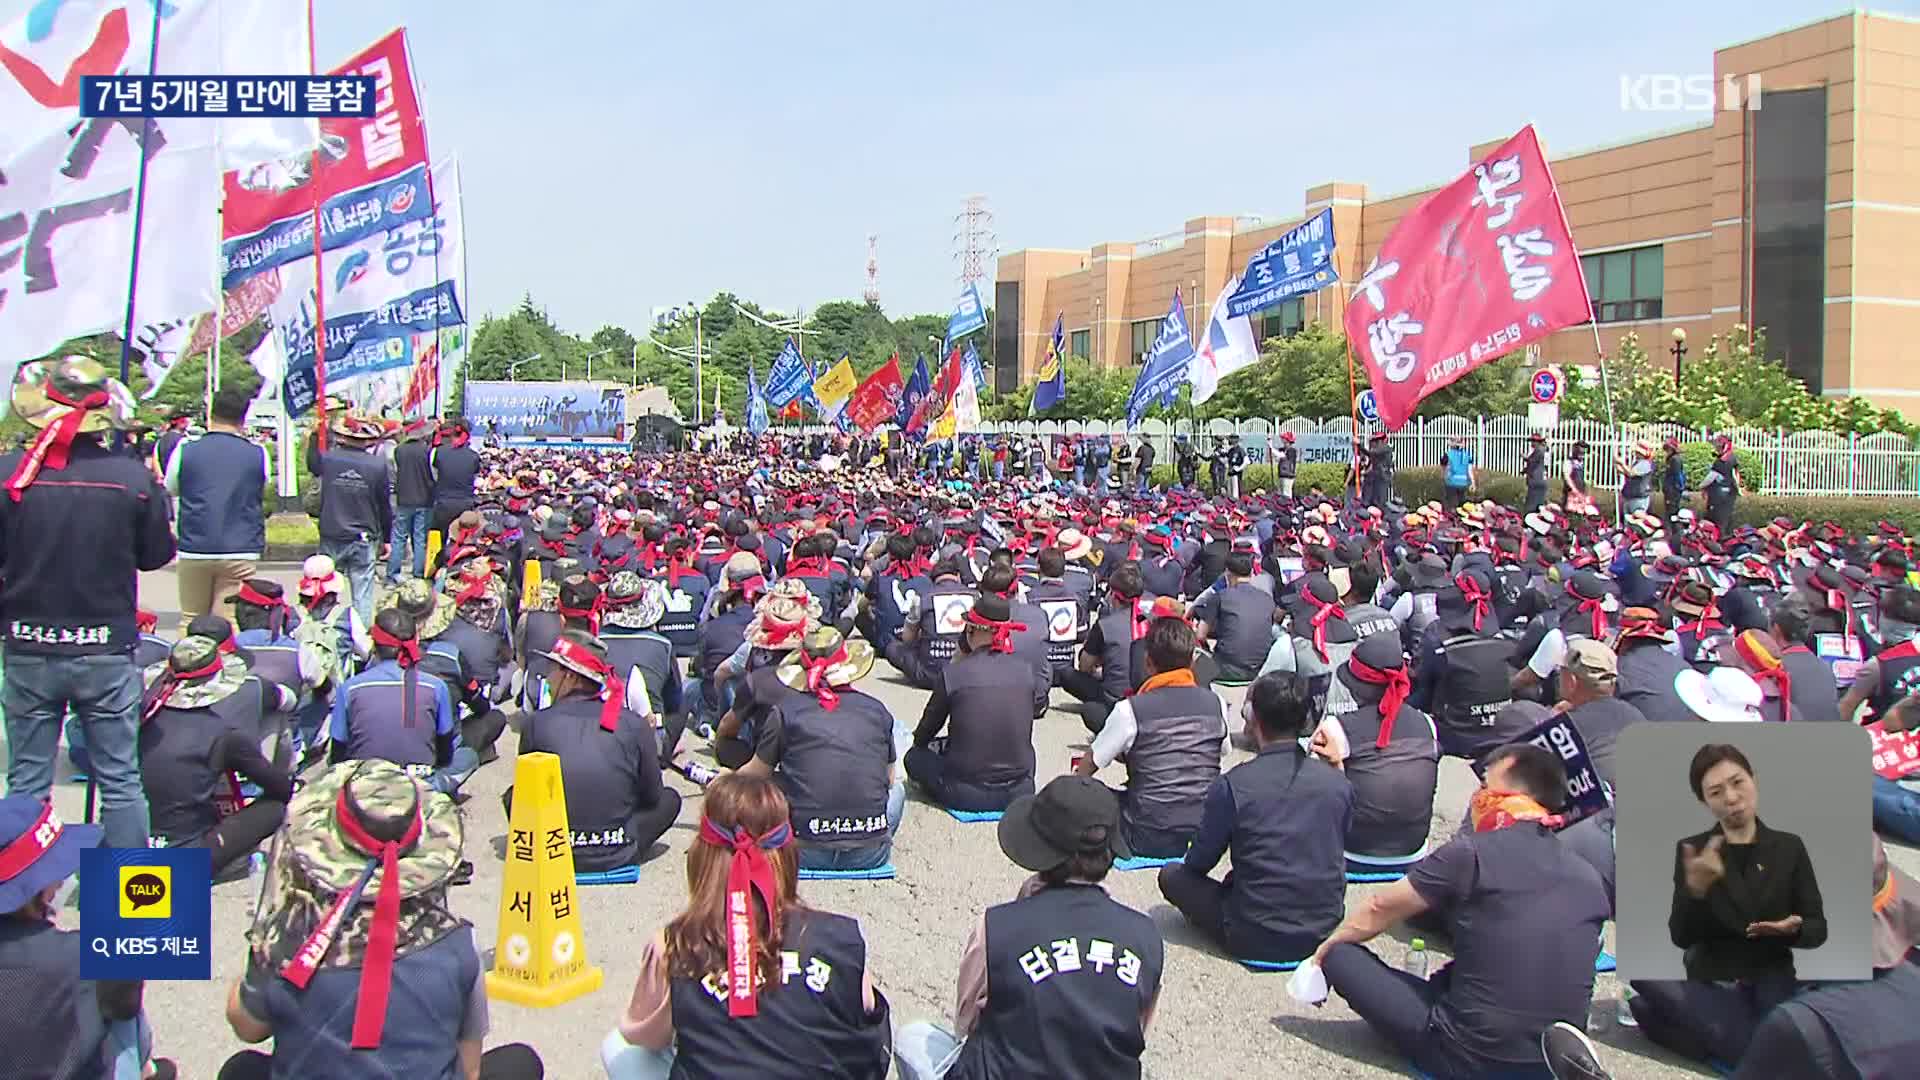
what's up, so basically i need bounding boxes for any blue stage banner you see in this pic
[222,162,435,289]
[463,381,630,443]
[78,847,212,981]
[1225,207,1339,319]
[764,339,810,408]
[281,281,464,416]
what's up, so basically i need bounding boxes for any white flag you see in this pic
[1189,276,1261,406]
[216,0,319,169]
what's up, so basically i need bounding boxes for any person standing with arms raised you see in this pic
[0,359,175,851]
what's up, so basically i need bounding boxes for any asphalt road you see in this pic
[14,564,1900,1078]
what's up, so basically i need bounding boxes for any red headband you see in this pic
[7,387,108,502]
[1301,584,1347,662]
[0,802,63,880]
[1567,583,1609,639]
[757,613,808,648]
[143,656,225,721]
[1349,656,1412,748]
[964,608,1028,653]
[371,626,420,669]
[551,637,625,731]
[557,597,603,635]
[281,785,426,1049]
[800,645,851,710]
[1455,574,1491,633]
[696,816,793,1018]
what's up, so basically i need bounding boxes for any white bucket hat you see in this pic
[1674,667,1764,723]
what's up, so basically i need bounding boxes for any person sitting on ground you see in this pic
[1610,607,1692,723]
[137,636,294,879]
[1058,561,1149,734]
[906,594,1039,814]
[601,774,891,1080]
[710,579,821,771]
[1311,741,1611,1080]
[1722,628,1809,723]
[1322,633,1438,872]
[1190,550,1276,683]
[1765,595,1842,724]
[220,760,544,1080]
[884,557,974,692]
[419,558,514,762]
[734,627,904,873]
[0,795,175,1079]
[1157,671,1350,966]
[329,607,476,795]
[512,630,682,873]
[893,776,1164,1080]
[387,579,510,767]
[598,573,688,760]
[1838,585,1920,725]
[1073,616,1226,858]
[516,569,594,710]
[689,555,764,737]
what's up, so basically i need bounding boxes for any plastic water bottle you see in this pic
[1615,986,1639,1028]
[1407,938,1428,980]
[249,852,266,879]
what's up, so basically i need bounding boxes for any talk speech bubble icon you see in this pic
[119,868,170,918]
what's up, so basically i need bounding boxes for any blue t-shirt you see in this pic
[1444,447,1474,487]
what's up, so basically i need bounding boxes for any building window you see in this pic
[1259,298,1306,342]
[1579,246,1664,323]
[1130,318,1162,364]
[1069,329,1091,360]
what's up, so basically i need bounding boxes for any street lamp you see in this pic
[1669,327,1688,389]
[507,353,540,381]
[583,348,613,381]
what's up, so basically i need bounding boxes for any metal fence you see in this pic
[964,416,1920,499]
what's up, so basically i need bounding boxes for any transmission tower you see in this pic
[863,234,881,305]
[953,195,997,290]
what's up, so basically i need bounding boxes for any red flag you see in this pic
[1343,125,1592,431]
[846,354,905,434]
[402,338,440,416]
[909,347,964,434]
[778,397,804,421]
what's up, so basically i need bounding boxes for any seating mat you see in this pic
[1595,950,1616,973]
[577,866,641,886]
[1113,854,1184,872]
[798,863,897,881]
[1237,958,1302,972]
[943,808,1003,822]
[1346,869,1406,883]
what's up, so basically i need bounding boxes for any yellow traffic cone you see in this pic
[485,753,603,1007]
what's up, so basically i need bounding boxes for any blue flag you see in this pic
[1125,290,1196,427]
[747,361,769,435]
[948,281,987,341]
[900,353,932,435]
[963,341,987,396]
[1032,313,1066,415]
[1224,207,1339,318]
[764,338,809,408]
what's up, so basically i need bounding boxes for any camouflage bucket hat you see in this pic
[384,577,437,620]
[745,578,823,649]
[10,357,136,434]
[286,759,463,897]
[602,571,666,630]
[422,566,506,639]
[141,636,249,709]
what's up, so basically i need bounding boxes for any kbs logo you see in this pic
[1619,73,1762,113]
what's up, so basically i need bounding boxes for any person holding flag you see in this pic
[747,362,770,437]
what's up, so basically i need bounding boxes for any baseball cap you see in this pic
[1564,639,1618,684]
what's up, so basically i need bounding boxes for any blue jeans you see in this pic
[894,1021,965,1080]
[321,537,377,630]
[602,1030,675,1079]
[107,1012,152,1080]
[1873,776,1920,845]
[432,746,481,795]
[386,506,431,581]
[4,650,148,849]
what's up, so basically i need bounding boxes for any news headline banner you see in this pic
[81,76,376,118]
[78,847,213,981]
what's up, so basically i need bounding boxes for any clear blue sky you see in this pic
[316,1,1911,334]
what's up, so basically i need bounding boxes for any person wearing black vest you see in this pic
[598,573,689,759]
[689,559,763,736]
[782,530,846,625]
[1611,607,1693,724]
[137,636,293,878]
[513,630,681,872]
[514,561,587,710]
[735,628,903,872]
[603,774,891,1079]
[1274,431,1298,498]
[1058,562,1149,734]
[221,760,544,1080]
[905,594,1040,813]
[711,581,822,771]
[1192,549,1276,682]
[1027,546,1090,686]
[386,427,436,585]
[978,563,1054,719]
[1325,634,1438,871]
[894,776,1163,1080]
[1410,570,1522,763]
[167,383,270,619]
[0,794,177,1080]
[859,534,929,647]
[329,608,476,795]
[1158,670,1351,964]
[427,419,481,539]
[313,413,394,630]
[1767,595,1843,724]
[1840,585,1920,725]
[884,558,975,691]
[655,542,712,659]
[1075,617,1225,858]
[1311,742,1611,1080]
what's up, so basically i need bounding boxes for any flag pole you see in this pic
[115,0,168,428]
[207,198,224,421]
[306,0,329,449]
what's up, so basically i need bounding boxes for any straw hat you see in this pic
[1054,529,1094,561]
[774,626,876,692]
[744,579,823,649]
[10,357,134,435]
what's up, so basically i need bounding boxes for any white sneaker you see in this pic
[1542,1020,1612,1080]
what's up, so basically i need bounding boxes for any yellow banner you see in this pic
[812,355,858,411]
[485,752,604,1007]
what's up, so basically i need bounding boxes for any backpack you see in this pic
[292,610,346,690]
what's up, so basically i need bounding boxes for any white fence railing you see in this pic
[961,416,1920,499]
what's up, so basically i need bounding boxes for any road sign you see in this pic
[1356,388,1379,423]
[1530,368,1562,405]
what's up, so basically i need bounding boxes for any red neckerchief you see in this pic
[558,597,603,635]
[1349,657,1412,747]
[1300,584,1346,661]
[964,609,1028,653]
[8,387,108,501]
[1124,596,1152,641]
[785,556,830,579]
[1567,583,1608,639]
[136,610,159,634]
[281,785,426,1049]
[696,816,793,1018]
[539,537,569,558]
[142,656,224,722]
[666,563,703,587]
[551,636,626,730]
[1685,609,1726,641]
[1455,574,1492,632]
